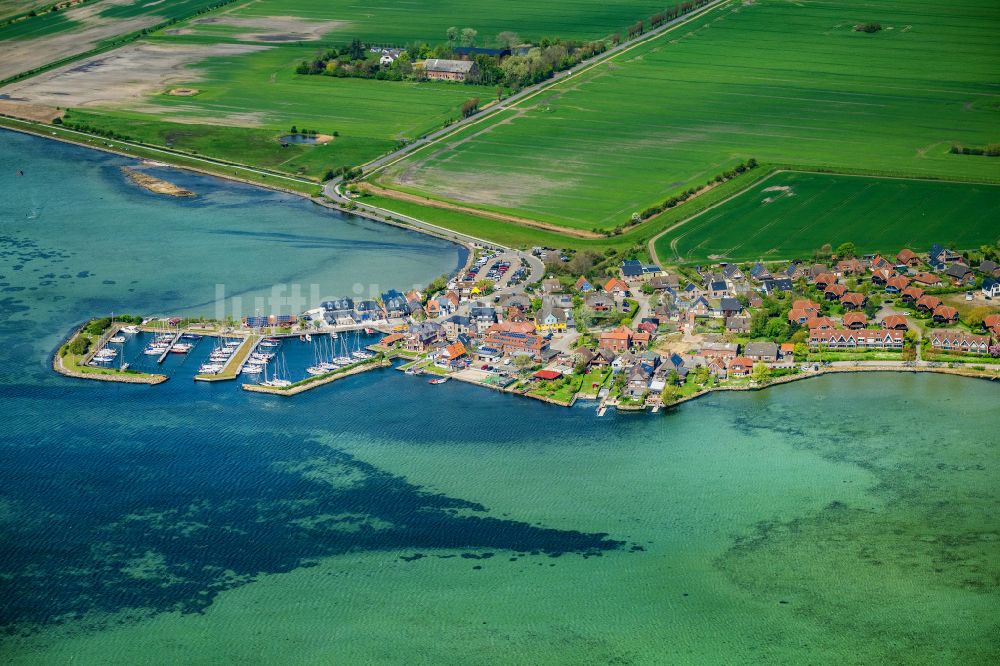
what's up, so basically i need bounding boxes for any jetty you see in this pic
[156,331,183,364]
[194,334,258,382]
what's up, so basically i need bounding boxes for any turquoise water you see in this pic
[1,130,998,664]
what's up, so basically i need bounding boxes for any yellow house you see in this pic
[535,303,567,333]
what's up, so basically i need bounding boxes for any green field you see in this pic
[193,0,672,45]
[654,171,1000,263]
[379,0,1000,232]
[62,40,492,179]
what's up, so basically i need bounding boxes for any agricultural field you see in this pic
[653,171,1000,264]
[0,0,674,179]
[0,0,231,81]
[190,0,672,45]
[378,0,1000,233]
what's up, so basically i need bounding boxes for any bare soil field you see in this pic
[0,42,267,110]
[0,0,159,80]
[0,100,63,123]
[188,15,346,42]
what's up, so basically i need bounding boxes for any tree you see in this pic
[765,317,790,341]
[474,278,495,294]
[460,97,481,118]
[667,369,680,385]
[514,355,534,371]
[793,342,808,361]
[496,31,520,48]
[460,28,478,47]
[446,27,458,45]
[694,366,710,385]
[752,362,771,384]
[836,242,857,259]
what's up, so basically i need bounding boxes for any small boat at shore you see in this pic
[429,377,450,385]
[108,335,126,344]
[364,327,376,334]
[170,343,193,353]
[122,325,139,334]
[181,333,202,340]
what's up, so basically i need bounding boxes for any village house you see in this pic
[353,299,381,322]
[869,254,893,272]
[916,295,942,312]
[843,312,868,329]
[880,315,908,330]
[981,277,1000,298]
[929,330,991,355]
[575,276,594,292]
[700,341,738,362]
[469,303,498,326]
[435,341,468,369]
[406,321,444,352]
[814,272,838,289]
[322,297,356,326]
[840,292,866,309]
[809,328,905,350]
[626,364,652,399]
[761,277,793,295]
[648,274,680,291]
[745,341,778,363]
[706,279,730,299]
[824,284,848,301]
[541,278,562,294]
[977,260,1000,277]
[728,356,753,377]
[603,277,629,298]
[535,302,568,334]
[932,305,959,323]
[983,314,1000,338]
[806,315,836,330]
[599,326,633,353]
[885,275,910,294]
[422,58,478,82]
[900,286,924,304]
[584,292,614,312]
[944,263,974,285]
[483,331,548,358]
[912,272,942,287]
[719,297,743,318]
[442,314,475,341]
[870,268,894,286]
[726,315,750,334]
[835,258,865,276]
[381,289,409,318]
[929,244,961,270]
[896,249,920,267]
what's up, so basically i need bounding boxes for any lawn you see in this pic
[654,171,1000,263]
[379,0,1000,232]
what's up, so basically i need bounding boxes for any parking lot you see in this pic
[463,251,529,291]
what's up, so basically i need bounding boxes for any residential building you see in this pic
[843,312,868,329]
[932,305,959,323]
[809,328,905,350]
[929,330,991,354]
[599,326,633,353]
[982,278,1000,298]
[536,302,568,334]
[896,249,920,266]
[483,331,548,357]
[745,341,778,363]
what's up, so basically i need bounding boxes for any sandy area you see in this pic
[191,15,345,42]
[0,0,159,80]
[122,166,195,197]
[167,88,200,96]
[0,42,267,109]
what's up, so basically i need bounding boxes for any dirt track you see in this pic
[362,183,604,239]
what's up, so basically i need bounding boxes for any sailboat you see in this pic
[262,353,292,387]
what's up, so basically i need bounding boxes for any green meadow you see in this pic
[380,0,1000,232]
[202,0,672,44]
[65,44,493,179]
[654,171,1000,263]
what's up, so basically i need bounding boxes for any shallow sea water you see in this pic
[0,130,997,664]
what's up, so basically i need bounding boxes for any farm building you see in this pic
[421,59,478,82]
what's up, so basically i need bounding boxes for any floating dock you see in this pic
[156,331,183,364]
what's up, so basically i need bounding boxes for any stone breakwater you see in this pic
[53,353,167,384]
[242,359,391,396]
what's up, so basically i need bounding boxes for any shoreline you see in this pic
[0,120,479,259]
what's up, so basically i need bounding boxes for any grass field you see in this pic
[379,0,1000,232]
[195,0,673,45]
[654,172,1000,263]
[55,38,492,179]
